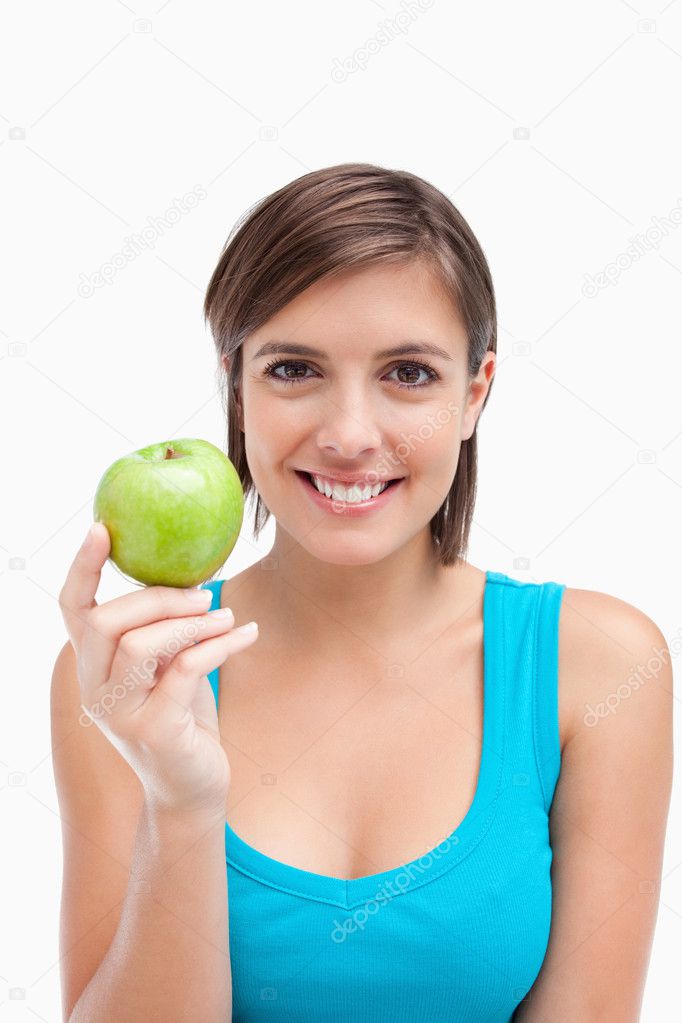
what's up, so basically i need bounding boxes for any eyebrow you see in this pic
[252,340,455,362]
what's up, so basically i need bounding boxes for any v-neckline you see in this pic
[205,570,506,910]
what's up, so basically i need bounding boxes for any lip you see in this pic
[295,470,404,516]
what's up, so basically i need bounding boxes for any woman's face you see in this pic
[225,258,494,566]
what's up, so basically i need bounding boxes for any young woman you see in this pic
[52,163,673,1022]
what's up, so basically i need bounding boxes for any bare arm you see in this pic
[69,798,230,1023]
[52,638,234,1023]
[513,588,674,1021]
[53,525,258,1020]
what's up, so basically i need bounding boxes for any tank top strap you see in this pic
[485,571,566,815]
[533,577,567,811]
[199,579,223,710]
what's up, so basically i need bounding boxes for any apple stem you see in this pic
[162,446,185,460]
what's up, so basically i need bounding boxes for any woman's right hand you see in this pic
[58,522,259,818]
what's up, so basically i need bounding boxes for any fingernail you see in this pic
[185,588,213,604]
[210,606,234,619]
[83,524,97,547]
[238,621,258,633]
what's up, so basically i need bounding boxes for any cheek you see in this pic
[395,416,461,477]
[240,397,305,483]
[244,386,305,431]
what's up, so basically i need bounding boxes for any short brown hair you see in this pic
[203,162,497,567]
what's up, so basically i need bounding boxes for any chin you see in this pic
[300,534,398,567]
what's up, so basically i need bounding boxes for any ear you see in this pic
[460,352,495,442]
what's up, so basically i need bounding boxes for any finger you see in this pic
[101,608,237,713]
[58,522,111,646]
[146,624,259,720]
[79,585,214,692]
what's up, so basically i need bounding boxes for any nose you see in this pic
[314,393,382,460]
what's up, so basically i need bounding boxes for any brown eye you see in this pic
[388,362,438,390]
[262,358,439,390]
[395,365,421,385]
[263,359,316,385]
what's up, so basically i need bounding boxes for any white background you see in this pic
[2,0,681,1018]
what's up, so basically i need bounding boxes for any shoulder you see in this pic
[557,582,674,749]
[517,585,674,1017]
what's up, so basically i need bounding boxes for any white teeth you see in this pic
[309,473,390,503]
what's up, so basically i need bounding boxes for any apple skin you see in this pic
[93,438,244,588]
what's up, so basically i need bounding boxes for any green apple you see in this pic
[93,438,244,588]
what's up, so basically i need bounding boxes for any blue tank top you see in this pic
[200,570,566,1022]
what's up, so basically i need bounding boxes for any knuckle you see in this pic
[86,605,106,636]
[185,617,207,643]
[152,584,179,607]
[118,632,140,660]
[171,645,196,674]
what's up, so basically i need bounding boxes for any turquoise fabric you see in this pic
[200,570,566,1022]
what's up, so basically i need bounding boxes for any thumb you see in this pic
[59,521,111,643]
[88,520,111,559]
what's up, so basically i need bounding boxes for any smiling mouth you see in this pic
[296,470,402,500]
